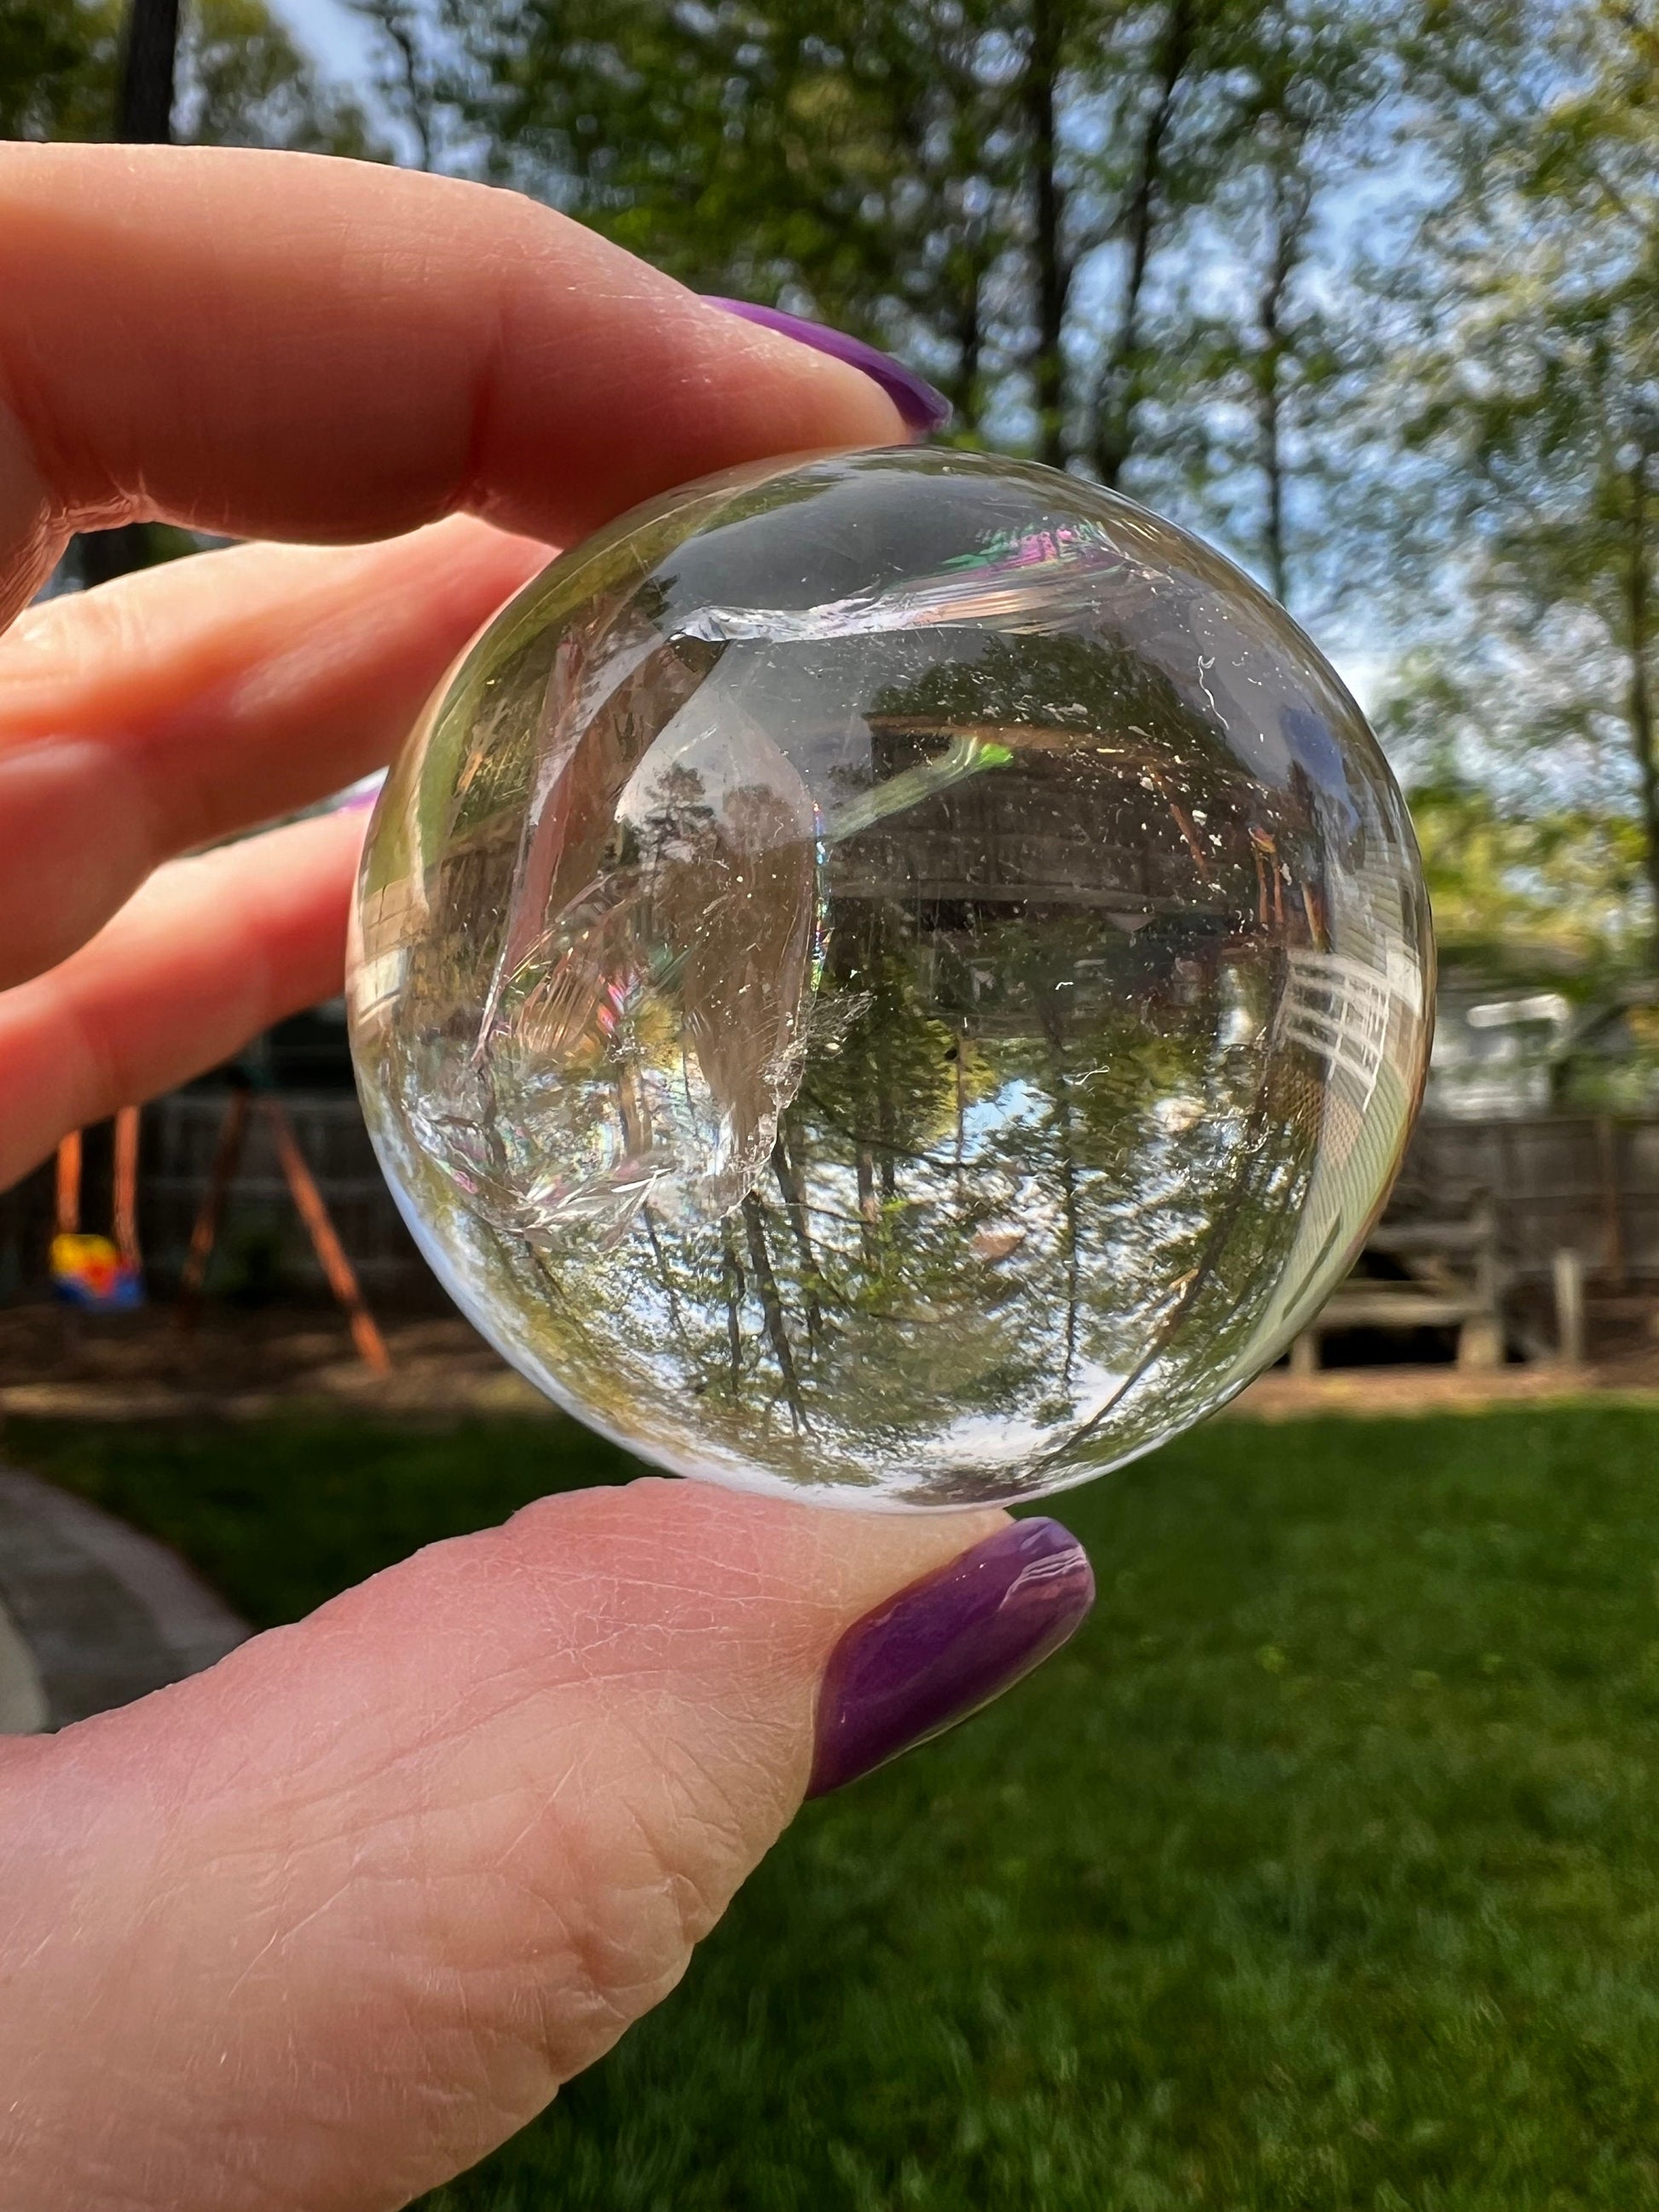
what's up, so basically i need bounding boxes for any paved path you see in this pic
[0,1470,248,1731]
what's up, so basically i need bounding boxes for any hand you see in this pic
[0,147,1092,2211]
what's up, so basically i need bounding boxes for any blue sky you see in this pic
[260,0,1399,713]
[271,0,381,90]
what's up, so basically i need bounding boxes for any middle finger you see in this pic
[0,517,545,990]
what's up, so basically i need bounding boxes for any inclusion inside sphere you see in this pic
[349,448,1432,1508]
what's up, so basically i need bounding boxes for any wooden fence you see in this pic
[1395,1117,1659,1287]
[3,1094,1658,1309]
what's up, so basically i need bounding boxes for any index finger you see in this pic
[0,146,908,617]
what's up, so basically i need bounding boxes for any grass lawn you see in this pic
[14,1404,1659,2209]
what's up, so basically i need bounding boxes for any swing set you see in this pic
[50,1086,390,1374]
[49,1108,143,1309]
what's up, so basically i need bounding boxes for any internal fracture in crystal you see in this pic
[349,448,1432,1508]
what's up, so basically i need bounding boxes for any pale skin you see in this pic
[0,147,1009,2210]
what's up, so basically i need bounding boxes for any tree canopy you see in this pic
[1,0,379,150]
[9,0,1657,986]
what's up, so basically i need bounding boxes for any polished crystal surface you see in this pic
[349,448,1432,1508]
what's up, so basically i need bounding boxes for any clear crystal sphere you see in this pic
[349,448,1432,1508]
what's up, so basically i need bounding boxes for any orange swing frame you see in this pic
[52,1106,144,1302]
[173,1090,390,1376]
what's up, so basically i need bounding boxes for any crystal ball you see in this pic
[349,448,1432,1509]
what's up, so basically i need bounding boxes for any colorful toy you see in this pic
[49,1112,144,1309]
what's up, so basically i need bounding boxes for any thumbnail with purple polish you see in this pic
[806,1519,1094,1799]
[705,297,952,436]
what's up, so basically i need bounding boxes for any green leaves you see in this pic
[0,0,381,153]
[1367,0,1659,971]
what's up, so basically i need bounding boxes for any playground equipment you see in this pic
[50,1108,143,1309]
[175,1081,390,1375]
[47,1088,390,1375]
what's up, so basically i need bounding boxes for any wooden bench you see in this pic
[1290,1203,1504,1374]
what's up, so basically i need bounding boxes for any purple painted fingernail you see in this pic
[806,1518,1094,1798]
[335,772,387,814]
[706,297,952,438]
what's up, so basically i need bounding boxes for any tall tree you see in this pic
[1123,0,1398,609]
[73,0,182,588]
[0,0,381,154]
[0,0,121,141]
[465,0,1026,430]
[181,0,382,153]
[1373,0,1659,964]
[1087,0,1202,488]
[115,0,180,141]
[458,0,1260,465]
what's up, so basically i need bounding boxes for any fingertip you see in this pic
[681,294,915,452]
[806,1516,1094,1798]
[0,148,910,555]
[703,298,951,438]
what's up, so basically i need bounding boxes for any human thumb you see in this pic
[0,1476,1091,2212]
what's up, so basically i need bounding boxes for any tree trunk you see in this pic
[75,0,182,590]
[1093,0,1195,489]
[1043,1010,1080,1385]
[949,250,986,430]
[1627,455,1659,971]
[75,527,160,590]
[1259,359,1287,609]
[1025,0,1066,470]
[117,0,180,141]
[877,1071,897,1203]
[720,1219,745,1398]
[953,1028,968,1193]
[742,1194,808,1432]
[642,1206,695,1367]
[1256,163,1306,609]
[359,0,435,169]
[771,1131,823,1343]
[856,1145,880,1267]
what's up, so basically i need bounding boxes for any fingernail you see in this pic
[706,297,952,438]
[335,772,387,814]
[806,1518,1094,1798]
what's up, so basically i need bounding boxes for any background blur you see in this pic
[16,0,1659,1012]
[10,0,1659,1367]
[11,0,1659,970]
[11,10,1659,2209]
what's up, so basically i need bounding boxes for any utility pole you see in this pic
[74,0,182,589]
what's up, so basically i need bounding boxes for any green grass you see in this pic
[14,1405,1659,2209]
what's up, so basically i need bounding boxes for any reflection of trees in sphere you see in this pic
[349,448,1431,1508]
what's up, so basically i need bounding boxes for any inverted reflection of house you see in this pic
[835,712,1308,955]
